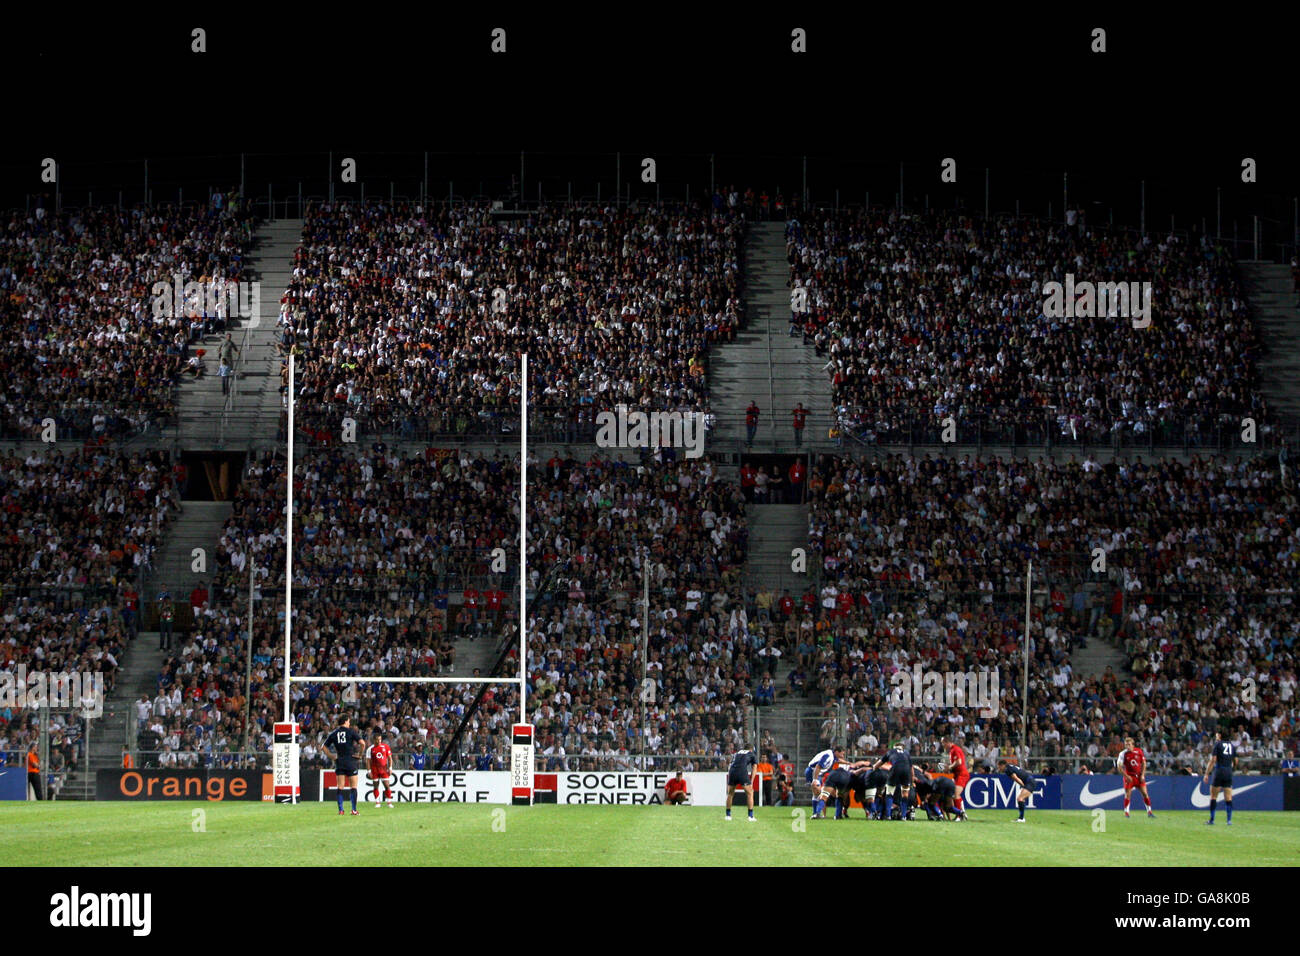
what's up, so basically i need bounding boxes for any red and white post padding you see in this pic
[511,723,534,806]
[273,722,300,804]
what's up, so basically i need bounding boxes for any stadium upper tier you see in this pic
[0,200,255,440]
[280,201,744,432]
[789,210,1272,444]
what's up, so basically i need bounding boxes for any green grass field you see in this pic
[2,804,1299,866]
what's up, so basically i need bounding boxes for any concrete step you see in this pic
[1240,262,1300,420]
[1071,635,1130,681]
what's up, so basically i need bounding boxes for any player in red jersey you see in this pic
[1117,736,1155,818]
[367,732,395,809]
[943,736,970,820]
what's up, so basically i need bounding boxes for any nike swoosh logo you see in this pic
[1190,779,1266,808]
[1079,781,1126,807]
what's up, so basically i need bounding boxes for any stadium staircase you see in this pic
[150,502,234,604]
[57,633,169,800]
[450,633,503,677]
[1068,632,1129,682]
[710,221,835,449]
[169,218,303,448]
[708,221,835,760]
[1240,262,1300,422]
[746,502,810,597]
[743,496,821,761]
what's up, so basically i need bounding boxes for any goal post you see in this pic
[276,354,532,804]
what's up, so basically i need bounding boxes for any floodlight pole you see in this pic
[1022,560,1031,756]
[243,540,254,756]
[642,551,649,770]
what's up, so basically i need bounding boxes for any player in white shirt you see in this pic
[806,746,843,819]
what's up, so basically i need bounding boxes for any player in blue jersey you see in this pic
[997,758,1039,822]
[856,765,890,819]
[726,748,758,821]
[1204,732,1236,826]
[822,766,856,819]
[323,714,365,816]
[873,743,913,821]
[805,746,843,819]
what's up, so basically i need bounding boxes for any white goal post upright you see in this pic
[274,351,300,803]
[513,353,534,804]
[276,353,533,804]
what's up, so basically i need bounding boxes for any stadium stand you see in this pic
[279,201,744,442]
[0,200,255,440]
[789,210,1274,448]
[805,451,1299,771]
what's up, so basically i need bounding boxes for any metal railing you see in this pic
[38,400,1279,452]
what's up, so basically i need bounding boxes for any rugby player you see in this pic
[822,764,855,819]
[1116,737,1155,818]
[911,765,945,820]
[1204,732,1235,826]
[997,758,1038,823]
[367,731,394,808]
[873,742,912,821]
[324,714,365,816]
[942,736,971,820]
[805,746,843,819]
[847,761,889,819]
[726,748,758,821]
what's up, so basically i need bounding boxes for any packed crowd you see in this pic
[134,600,473,768]
[800,450,1299,769]
[279,201,744,439]
[0,198,255,439]
[212,445,519,605]
[789,210,1271,445]
[0,448,182,789]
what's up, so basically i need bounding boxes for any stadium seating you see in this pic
[789,210,1271,447]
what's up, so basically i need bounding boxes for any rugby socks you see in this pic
[883,795,893,819]
[1018,803,1026,821]
[350,788,358,812]
[953,795,963,813]
[1123,795,1131,813]
[337,789,344,812]
[1225,800,1232,824]
[1208,798,1217,822]
[813,798,825,817]
[834,797,843,819]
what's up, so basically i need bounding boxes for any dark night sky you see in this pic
[1,8,1293,234]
